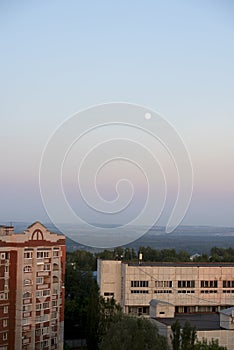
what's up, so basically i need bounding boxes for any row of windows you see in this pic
[154,290,172,294]
[131,281,148,288]
[131,290,149,294]
[155,281,172,288]
[201,280,218,288]
[130,280,234,289]
[23,275,59,285]
[178,290,195,294]
[223,281,234,288]
[24,250,60,259]
[23,263,59,273]
[23,288,59,299]
[201,290,217,294]
[178,280,195,288]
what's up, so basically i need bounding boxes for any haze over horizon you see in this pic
[0,1,234,230]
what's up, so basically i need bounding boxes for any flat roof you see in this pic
[127,262,234,267]
[155,313,220,330]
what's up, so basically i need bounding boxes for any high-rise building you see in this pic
[0,222,66,350]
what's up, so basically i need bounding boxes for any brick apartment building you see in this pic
[0,222,66,350]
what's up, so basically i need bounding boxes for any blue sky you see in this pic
[0,0,234,228]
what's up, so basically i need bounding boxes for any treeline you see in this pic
[66,246,234,272]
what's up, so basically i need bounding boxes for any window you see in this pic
[53,276,59,283]
[37,251,50,259]
[178,280,195,288]
[223,281,234,288]
[0,253,5,260]
[131,290,149,294]
[53,263,59,271]
[52,300,57,307]
[36,277,43,284]
[3,333,7,341]
[3,306,8,314]
[51,311,57,319]
[24,252,33,259]
[43,289,50,296]
[51,337,57,345]
[131,280,148,288]
[22,318,31,326]
[43,302,49,309]
[201,280,218,288]
[24,266,32,273]
[36,303,42,310]
[104,292,114,297]
[24,279,31,286]
[23,305,31,312]
[43,264,50,271]
[3,319,7,327]
[4,266,8,273]
[23,291,31,299]
[53,250,59,257]
[155,281,173,288]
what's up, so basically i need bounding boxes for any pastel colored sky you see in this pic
[0,0,233,228]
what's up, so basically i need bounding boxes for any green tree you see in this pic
[195,338,227,350]
[99,316,168,350]
[181,321,196,350]
[171,320,181,350]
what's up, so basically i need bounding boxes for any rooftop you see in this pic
[155,313,220,331]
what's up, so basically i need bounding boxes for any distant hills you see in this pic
[1,221,234,254]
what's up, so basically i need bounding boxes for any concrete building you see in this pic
[0,222,66,350]
[97,260,234,316]
[151,310,234,350]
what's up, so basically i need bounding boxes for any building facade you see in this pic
[0,222,66,350]
[97,260,234,316]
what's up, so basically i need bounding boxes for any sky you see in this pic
[0,0,234,230]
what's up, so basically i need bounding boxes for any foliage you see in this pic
[194,338,227,350]
[171,321,226,350]
[99,316,168,350]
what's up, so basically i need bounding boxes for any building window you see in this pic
[4,266,9,273]
[23,291,31,299]
[223,281,234,288]
[0,253,5,260]
[53,276,59,283]
[51,311,57,319]
[36,277,43,284]
[200,280,218,288]
[37,251,50,258]
[52,300,58,307]
[24,279,32,286]
[43,302,49,309]
[131,281,149,288]
[104,292,114,297]
[155,281,173,288]
[131,290,149,294]
[53,263,59,271]
[178,280,195,288]
[3,319,7,327]
[24,252,33,259]
[24,266,32,273]
[53,250,59,257]
[43,264,50,271]
[3,306,8,314]
[3,332,7,341]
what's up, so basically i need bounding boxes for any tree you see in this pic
[181,321,196,350]
[99,316,168,350]
[194,339,227,350]
[171,320,181,350]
